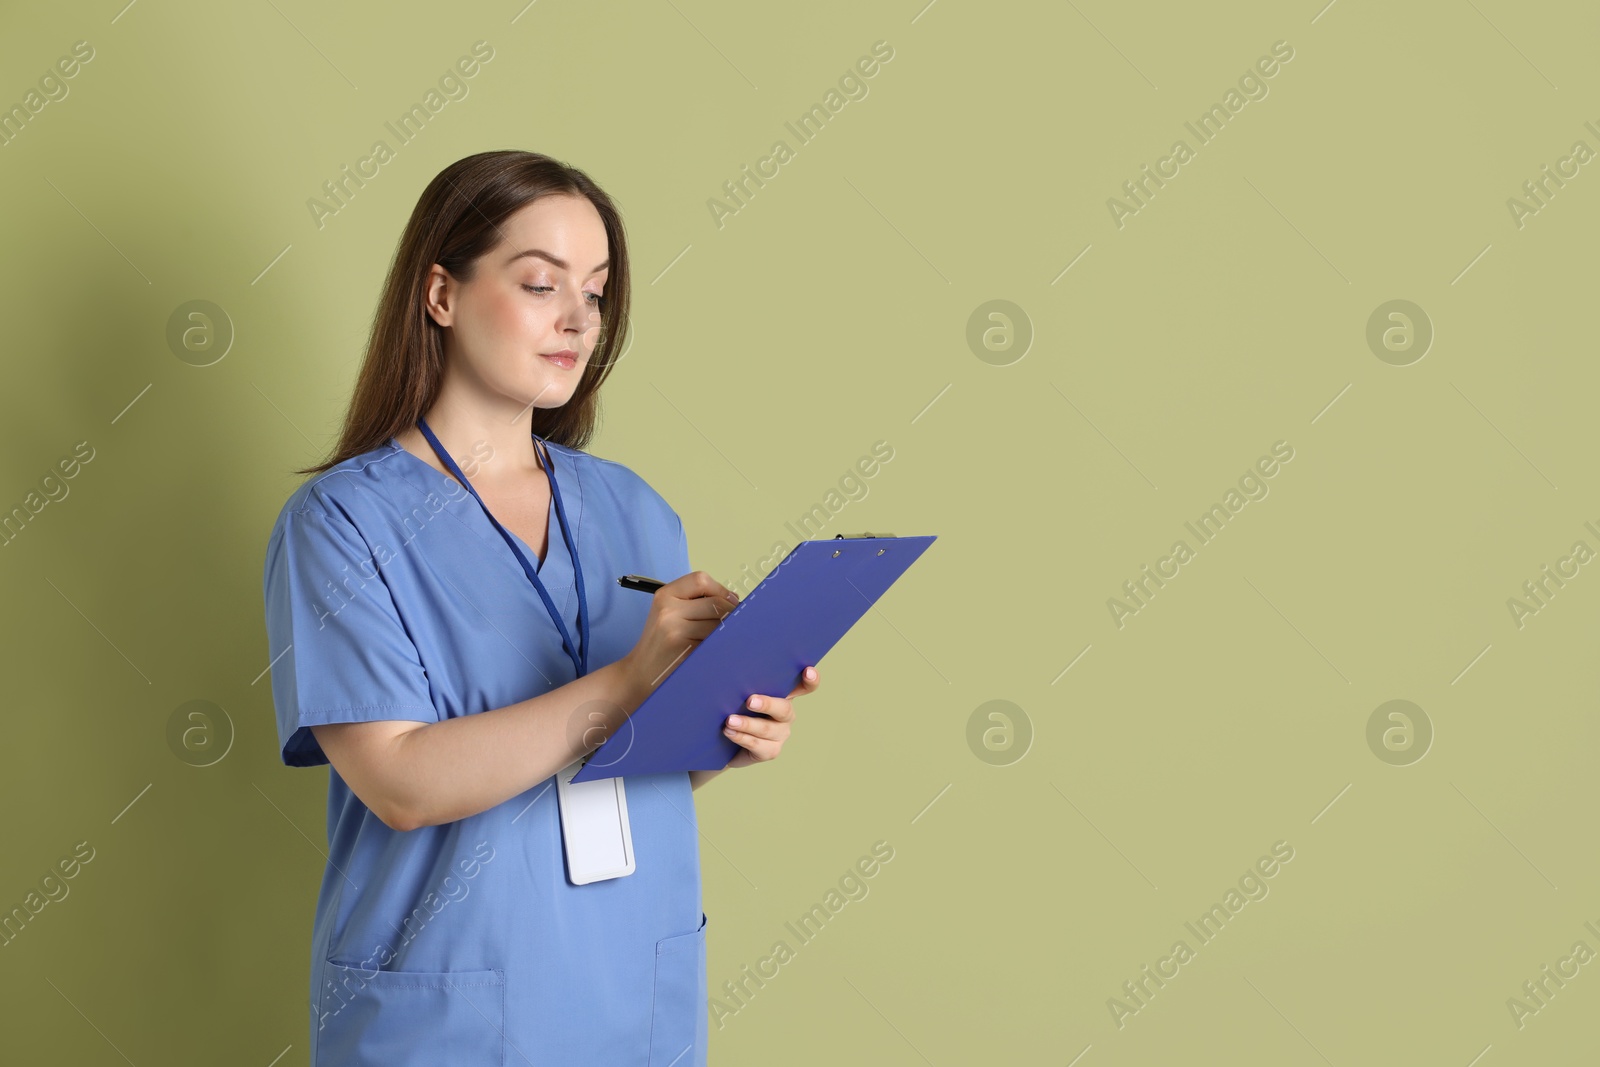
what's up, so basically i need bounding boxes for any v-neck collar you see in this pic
[507,499,558,575]
[384,435,579,588]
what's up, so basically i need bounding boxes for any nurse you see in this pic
[262,150,820,1066]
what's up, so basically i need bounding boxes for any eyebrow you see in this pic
[506,248,609,274]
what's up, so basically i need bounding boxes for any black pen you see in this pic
[617,574,666,594]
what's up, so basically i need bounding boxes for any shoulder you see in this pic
[546,440,682,532]
[266,440,423,548]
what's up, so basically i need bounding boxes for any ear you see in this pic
[424,264,456,328]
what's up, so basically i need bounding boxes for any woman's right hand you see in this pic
[619,571,740,699]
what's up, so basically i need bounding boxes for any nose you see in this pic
[564,300,602,351]
[559,292,598,339]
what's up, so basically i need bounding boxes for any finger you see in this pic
[742,694,793,724]
[668,570,739,606]
[678,596,736,623]
[783,665,820,701]
[670,599,738,646]
[726,711,790,741]
[723,726,780,761]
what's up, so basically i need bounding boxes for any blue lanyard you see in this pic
[417,418,590,678]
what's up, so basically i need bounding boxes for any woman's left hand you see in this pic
[723,665,819,768]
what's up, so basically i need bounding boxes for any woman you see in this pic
[262,150,819,1066]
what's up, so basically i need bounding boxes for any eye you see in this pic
[522,284,603,306]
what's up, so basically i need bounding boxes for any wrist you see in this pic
[610,653,653,713]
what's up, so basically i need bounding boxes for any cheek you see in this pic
[464,289,542,354]
[494,291,543,337]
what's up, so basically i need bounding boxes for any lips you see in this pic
[540,351,577,370]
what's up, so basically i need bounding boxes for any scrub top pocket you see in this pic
[316,960,505,1067]
[648,912,708,1067]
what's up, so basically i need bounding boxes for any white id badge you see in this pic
[555,759,635,884]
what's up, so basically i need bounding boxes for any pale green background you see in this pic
[2,0,1596,1063]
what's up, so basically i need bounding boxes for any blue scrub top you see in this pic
[262,436,708,1067]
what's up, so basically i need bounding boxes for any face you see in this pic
[425,193,610,411]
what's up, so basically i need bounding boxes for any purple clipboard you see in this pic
[570,534,936,782]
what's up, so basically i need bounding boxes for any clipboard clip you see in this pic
[833,531,894,539]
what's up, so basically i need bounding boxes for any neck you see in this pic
[417,377,547,485]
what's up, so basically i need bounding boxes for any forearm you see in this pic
[388,658,650,829]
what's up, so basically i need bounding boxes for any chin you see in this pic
[527,386,576,410]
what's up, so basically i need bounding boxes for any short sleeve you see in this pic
[262,502,439,767]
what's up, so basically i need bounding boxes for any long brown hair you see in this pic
[295,150,632,476]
